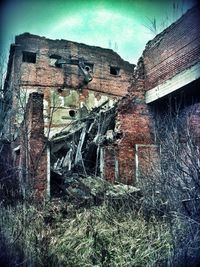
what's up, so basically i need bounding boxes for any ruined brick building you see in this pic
[1,5,200,201]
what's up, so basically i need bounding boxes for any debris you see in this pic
[48,94,141,206]
[50,102,116,184]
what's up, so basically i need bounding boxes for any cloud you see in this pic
[50,16,83,34]
[47,8,153,63]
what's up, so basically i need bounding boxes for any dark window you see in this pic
[69,110,76,117]
[110,66,120,75]
[50,54,61,59]
[49,54,61,66]
[22,51,36,63]
[57,88,64,93]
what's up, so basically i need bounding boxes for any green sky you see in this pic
[1,0,197,64]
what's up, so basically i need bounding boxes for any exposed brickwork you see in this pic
[112,80,155,184]
[104,5,200,185]
[3,33,134,138]
[14,33,134,95]
[103,79,156,184]
[182,103,200,145]
[18,93,47,201]
[103,147,116,183]
[143,5,200,91]
[2,33,134,200]
[1,6,200,201]
[136,145,160,179]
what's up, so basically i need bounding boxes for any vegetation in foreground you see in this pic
[0,200,173,267]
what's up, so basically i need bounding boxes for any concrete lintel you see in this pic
[145,62,200,104]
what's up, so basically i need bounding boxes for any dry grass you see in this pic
[0,202,172,267]
[49,205,172,267]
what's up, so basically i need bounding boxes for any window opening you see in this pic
[110,66,120,75]
[69,110,76,117]
[49,54,61,67]
[22,51,36,63]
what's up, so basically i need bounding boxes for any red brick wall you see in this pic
[19,93,47,201]
[183,103,200,145]
[117,80,155,184]
[3,6,199,192]
[14,33,134,96]
[104,80,156,184]
[4,33,134,139]
[103,147,116,183]
[143,5,200,91]
[101,6,200,185]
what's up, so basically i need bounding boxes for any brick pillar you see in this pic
[22,93,47,201]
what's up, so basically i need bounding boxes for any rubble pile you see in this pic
[51,173,141,209]
[47,101,141,206]
[50,101,116,196]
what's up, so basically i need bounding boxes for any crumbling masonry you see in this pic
[0,5,200,201]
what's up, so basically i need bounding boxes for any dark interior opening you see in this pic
[84,66,91,71]
[49,55,62,67]
[69,110,76,117]
[22,51,36,63]
[50,54,61,59]
[110,66,120,75]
